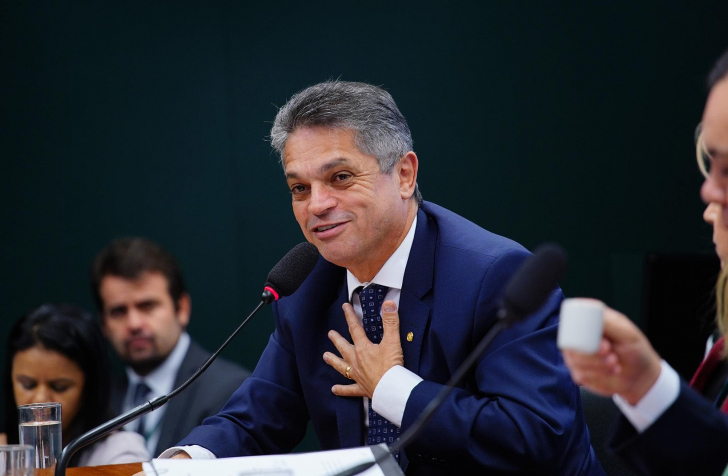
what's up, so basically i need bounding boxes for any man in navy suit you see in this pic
[165,81,603,474]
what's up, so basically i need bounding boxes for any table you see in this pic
[64,463,143,476]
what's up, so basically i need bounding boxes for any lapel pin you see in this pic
[406,332,414,342]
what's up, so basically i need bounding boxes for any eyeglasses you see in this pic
[696,123,711,178]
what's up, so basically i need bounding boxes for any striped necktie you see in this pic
[131,381,152,438]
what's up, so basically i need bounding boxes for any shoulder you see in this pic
[78,431,149,466]
[421,201,529,264]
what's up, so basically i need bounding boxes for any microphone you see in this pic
[333,243,567,476]
[498,243,568,324]
[262,242,322,303]
[54,242,319,476]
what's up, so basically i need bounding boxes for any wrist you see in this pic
[622,357,662,405]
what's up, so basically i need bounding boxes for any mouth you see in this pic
[313,223,342,232]
[126,337,153,350]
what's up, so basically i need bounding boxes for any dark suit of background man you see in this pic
[90,237,250,458]
[168,81,603,474]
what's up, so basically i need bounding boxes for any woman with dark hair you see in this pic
[0,303,148,466]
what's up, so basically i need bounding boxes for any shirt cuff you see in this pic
[157,445,217,459]
[612,360,680,433]
[372,365,423,427]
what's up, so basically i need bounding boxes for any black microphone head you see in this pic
[263,242,320,302]
[501,243,567,323]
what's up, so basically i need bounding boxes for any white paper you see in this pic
[142,446,388,476]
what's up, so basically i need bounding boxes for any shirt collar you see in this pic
[126,331,191,397]
[347,215,417,301]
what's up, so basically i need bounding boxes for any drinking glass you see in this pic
[17,403,61,470]
[0,444,34,475]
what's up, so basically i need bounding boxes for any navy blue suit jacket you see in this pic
[610,379,728,475]
[180,202,603,475]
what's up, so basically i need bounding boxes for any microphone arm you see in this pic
[54,296,271,476]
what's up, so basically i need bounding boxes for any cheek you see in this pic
[12,384,32,406]
[292,204,308,223]
[59,390,83,428]
[104,322,125,341]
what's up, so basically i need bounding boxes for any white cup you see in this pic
[557,298,605,354]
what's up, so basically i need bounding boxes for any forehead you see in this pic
[283,127,375,174]
[99,271,170,303]
[12,346,83,377]
[702,78,728,160]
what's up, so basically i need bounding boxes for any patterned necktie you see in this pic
[132,381,152,438]
[357,284,401,460]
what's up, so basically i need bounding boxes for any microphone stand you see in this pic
[54,295,272,476]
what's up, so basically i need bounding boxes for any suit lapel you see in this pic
[399,207,436,375]
[329,281,367,448]
[154,342,200,455]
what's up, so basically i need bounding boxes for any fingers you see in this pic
[381,300,400,342]
[563,348,621,385]
[332,382,367,397]
[342,302,370,343]
[323,348,351,376]
[328,329,354,360]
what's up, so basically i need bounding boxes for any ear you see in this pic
[176,293,191,328]
[396,152,418,200]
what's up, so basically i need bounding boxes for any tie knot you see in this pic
[356,284,389,304]
[132,381,152,406]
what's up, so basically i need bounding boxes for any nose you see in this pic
[126,309,145,332]
[32,385,52,404]
[701,176,728,205]
[308,183,337,216]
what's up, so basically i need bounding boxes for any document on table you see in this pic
[142,445,403,476]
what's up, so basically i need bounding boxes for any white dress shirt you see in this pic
[612,359,680,432]
[125,332,190,456]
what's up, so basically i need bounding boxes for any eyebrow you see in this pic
[285,158,350,180]
[707,147,728,161]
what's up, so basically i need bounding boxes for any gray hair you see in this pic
[270,80,421,204]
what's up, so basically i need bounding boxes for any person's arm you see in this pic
[561,305,687,431]
[173,325,311,458]
[563,305,728,474]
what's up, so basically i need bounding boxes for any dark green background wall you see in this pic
[2,1,727,448]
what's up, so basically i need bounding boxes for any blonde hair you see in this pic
[717,268,728,357]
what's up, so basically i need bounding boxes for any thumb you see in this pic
[381,300,400,338]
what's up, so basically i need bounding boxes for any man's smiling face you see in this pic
[284,126,413,281]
